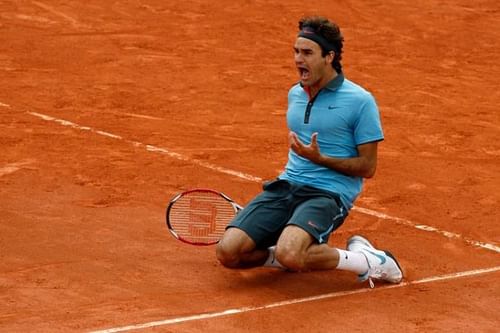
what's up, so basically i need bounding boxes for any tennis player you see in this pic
[216,16,402,287]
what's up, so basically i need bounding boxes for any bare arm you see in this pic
[288,131,379,178]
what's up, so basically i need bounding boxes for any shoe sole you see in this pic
[347,235,404,283]
[381,249,404,283]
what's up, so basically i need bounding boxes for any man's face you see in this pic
[294,37,332,87]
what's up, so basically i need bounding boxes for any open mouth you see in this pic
[298,67,310,81]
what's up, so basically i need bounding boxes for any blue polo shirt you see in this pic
[278,74,384,209]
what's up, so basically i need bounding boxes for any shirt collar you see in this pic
[324,72,344,91]
[299,72,345,93]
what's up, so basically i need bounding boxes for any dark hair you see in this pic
[298,16,344,73]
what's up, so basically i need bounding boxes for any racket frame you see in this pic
[165,188,242,245]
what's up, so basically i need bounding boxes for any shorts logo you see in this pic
[307,220,319,229]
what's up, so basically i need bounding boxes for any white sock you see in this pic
[263,246,285,269]
[336,249,368,274]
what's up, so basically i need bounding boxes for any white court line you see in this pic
[0,160,35,177]
[0,102,11,107]
[27,112,261,182]
[31,1,86,28]
[353,207,500,253]
[102,109,165,120]
[122,112,164,120]
[27,111,500,252]
[89,266,500,333]
[27,111,500,254]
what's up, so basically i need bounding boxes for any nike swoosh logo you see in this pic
[365,249,387,264]
[328,105,339,109]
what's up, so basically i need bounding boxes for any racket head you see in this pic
[166,188,241,245]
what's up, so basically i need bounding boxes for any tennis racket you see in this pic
[165,188,243,245]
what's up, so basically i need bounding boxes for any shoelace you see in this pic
[366,266,388,288]
[359,251,376,289]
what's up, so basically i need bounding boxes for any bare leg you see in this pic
[275,225,340,271]
[216,227,269,268]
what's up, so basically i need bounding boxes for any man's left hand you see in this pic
[289,131,322,164]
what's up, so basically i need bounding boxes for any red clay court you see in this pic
[1,0,499,332]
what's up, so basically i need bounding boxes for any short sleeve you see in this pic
[353,93,384,145]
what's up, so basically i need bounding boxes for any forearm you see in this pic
[288,132,379,178]
[316,154,376,178]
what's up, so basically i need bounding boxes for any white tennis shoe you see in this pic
[346,235,403,288]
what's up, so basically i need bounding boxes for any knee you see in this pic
[216,241,240,268]
[275,246,306,272]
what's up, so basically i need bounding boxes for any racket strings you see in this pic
[169,192,236,243]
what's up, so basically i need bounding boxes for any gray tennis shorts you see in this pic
[227,179,348,249]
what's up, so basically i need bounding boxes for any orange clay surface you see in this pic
[1,0,499,332]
